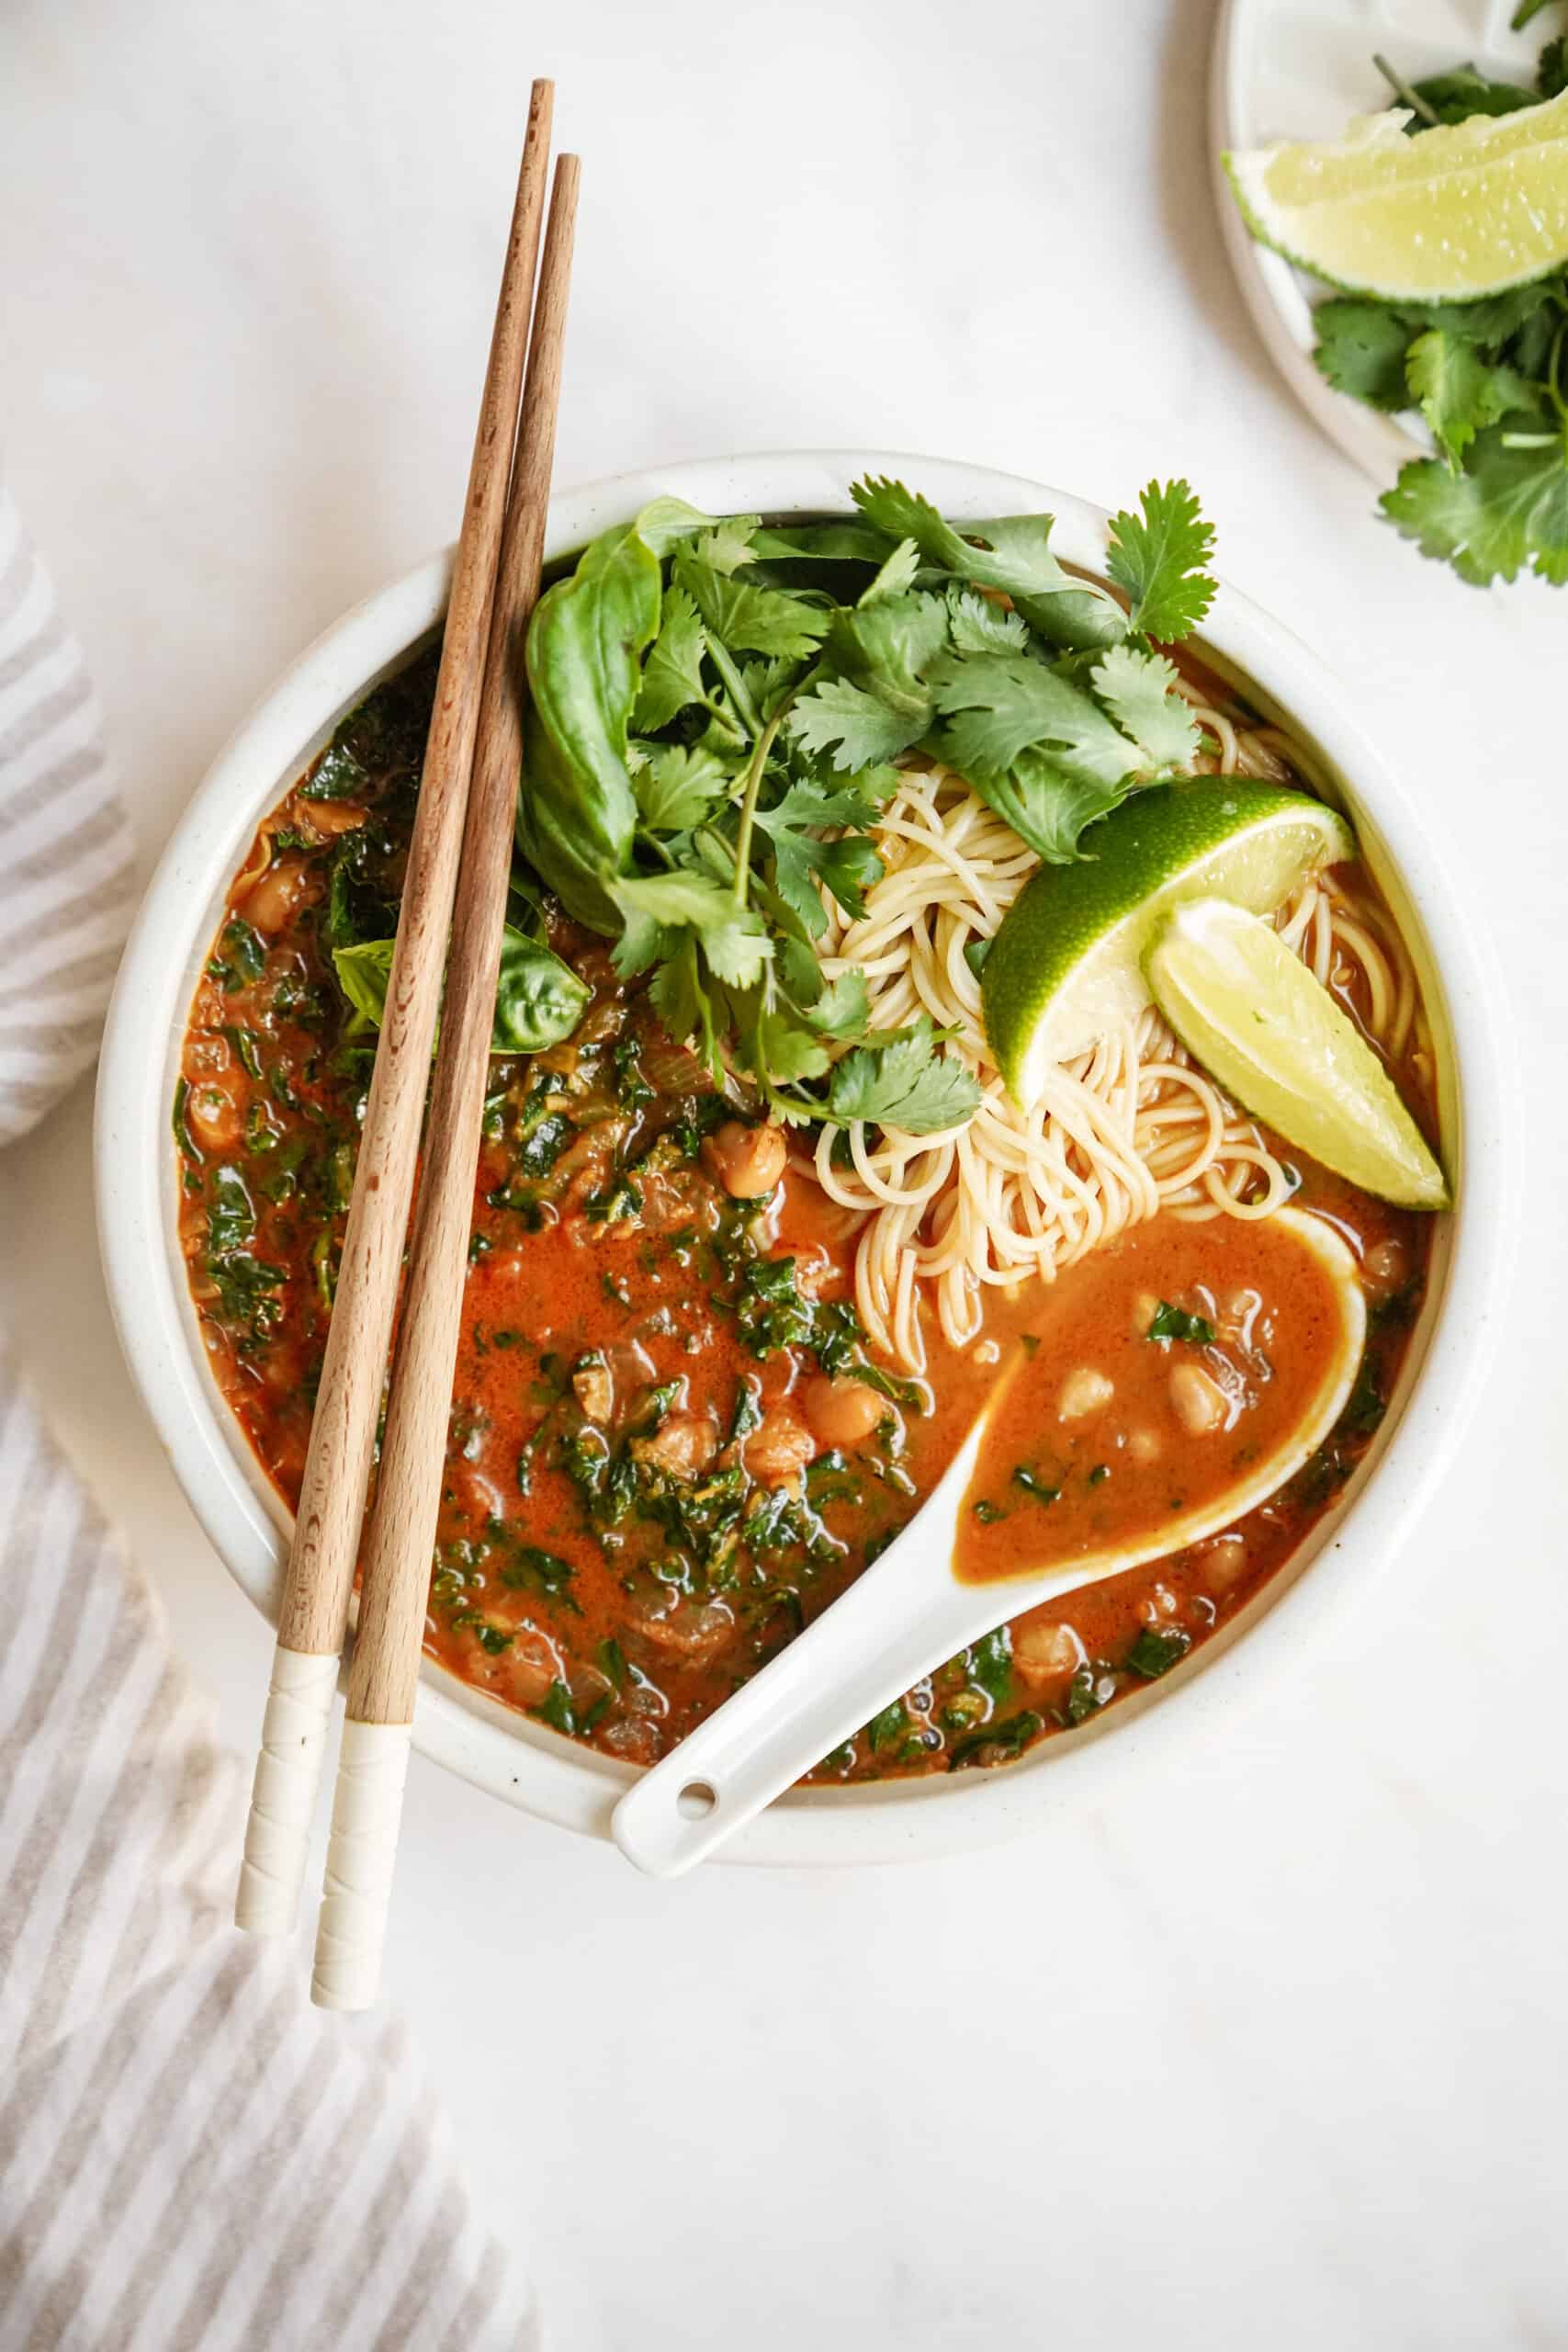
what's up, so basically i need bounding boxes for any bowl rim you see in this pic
[95,447,1517,1866]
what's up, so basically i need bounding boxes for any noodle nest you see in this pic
[807,687,1417,1374]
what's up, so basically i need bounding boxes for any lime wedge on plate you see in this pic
[982,781,1354,1102]
[1224,88,1568,301]
[1145,898,1449,1210]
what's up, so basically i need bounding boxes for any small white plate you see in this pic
[1210,0,1548,484]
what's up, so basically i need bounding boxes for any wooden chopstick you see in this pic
[233,81,556,1939]
[310,153,581,2013]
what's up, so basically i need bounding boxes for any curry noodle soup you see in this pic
[175,492,1444,1783]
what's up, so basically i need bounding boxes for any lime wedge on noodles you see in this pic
[1145,898,1448,1210]
[1224,88,1568,300]
[982,782,1354,1102]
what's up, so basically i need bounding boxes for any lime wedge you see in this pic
[982,782,1355,1101]
[1145,898,1449,1210]
[1224,88,1568,301]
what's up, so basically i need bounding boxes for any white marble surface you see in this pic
[4,3,1566,2346]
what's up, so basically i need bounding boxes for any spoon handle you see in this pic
[611,1485,998,1878]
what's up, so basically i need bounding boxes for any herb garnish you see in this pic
[518,480,1218,1125]
[1145,1300,1217,1345]
[1296,37,1568,586]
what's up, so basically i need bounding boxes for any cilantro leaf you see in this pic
[858,537,921,605]
[1407,62,1538,123]
[1104,480,1216,641]
[610,872,773,989]
[788,674,928,769]
[752,1007,830,1084]
[964,749,1134,865]
[633,586,708,731]
[931,651,1141,783]
[849,477,1125,649]
[1404,330,1539,469]
[1512,0,1554,26]
[755,779,886,935]
[827,1018,980,1136]
[1145,1300,1216,1345]
[831,592,949,718]
[1089,645,1200,769]
[738,656,803,723]
[945,586,1030,655]
[633,742,733,832]
[674,551,831,660]
[692,516,762,575]
[1541,36,1567,96]
[1124,1626,1192,1679]
[807,970,871,1036]
[1312,300,1416,411]
[1402,282,1555,345]
[1381,419,1568,585]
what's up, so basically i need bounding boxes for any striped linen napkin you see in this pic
[0,484,539,2351]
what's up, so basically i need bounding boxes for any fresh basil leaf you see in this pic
[520,517,661,927]
[333,930,585,1054]
[332,938,395,1034]
[491,933,591,1052]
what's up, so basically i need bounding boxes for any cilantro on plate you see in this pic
[1301,36,1568,587]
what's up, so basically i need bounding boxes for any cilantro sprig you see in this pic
[1261,35,1568,588]
[517,477,1219,1133]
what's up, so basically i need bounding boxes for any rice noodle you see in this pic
[807,681,1422,1374]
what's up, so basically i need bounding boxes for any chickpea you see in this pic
[1127,1425,1162,1465]
[1168,1361,1227,1437]
[1013,1620,1084,1686]
[630,1413,717,1481]
[744,1404,817,1488]
[800,1374,885,1450]
[703,1119,787,1199]
[1058,1367,1114,1423]
[243,854,318,936]
[1363,1237,1406,1297]
[1202,1533,1248,1591]
[1133,1290,1160,1339]
[186,1075,245,1152]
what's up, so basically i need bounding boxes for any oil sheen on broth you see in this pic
[175,647,1435,1781]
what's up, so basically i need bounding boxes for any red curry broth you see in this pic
[175,646,1436,1782]
[954,1212,1355,1585]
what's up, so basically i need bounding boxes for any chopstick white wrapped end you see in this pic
[310,1719,413,2011]
[234,1645,340,1935]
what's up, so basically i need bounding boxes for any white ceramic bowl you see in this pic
[96,451,1512,1865]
